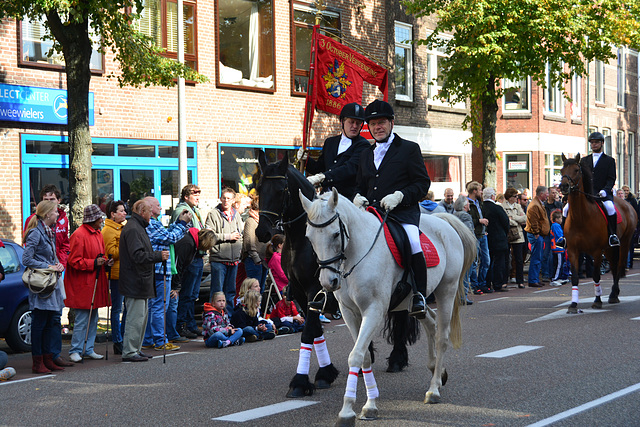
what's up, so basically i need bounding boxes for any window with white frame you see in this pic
[544,62,564,115]
[502,77,530,112]
[394,22,413,102]
[630,132,636,192]
[545,154,564,187]
[595,59,604,103]
[426,35,464,108]
[602,128,612,155]
[617,47,626,108]
[571,73,582,119]
[617,130,625,186]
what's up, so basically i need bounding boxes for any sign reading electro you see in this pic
[0,83,94,126]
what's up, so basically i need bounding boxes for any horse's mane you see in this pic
[564,157,594,200]
[308,191,360,222]
[286,164,315,197]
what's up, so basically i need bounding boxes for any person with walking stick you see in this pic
[65,205,114,362]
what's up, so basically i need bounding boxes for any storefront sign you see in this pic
[0,83,94,126]
[508,161,528,171]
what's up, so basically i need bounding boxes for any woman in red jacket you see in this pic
[64,205,114,362]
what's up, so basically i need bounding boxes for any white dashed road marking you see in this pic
[527,309,610,323]
[212,400,320,422]
[476,345,543,358]
[0,375,57,386]
[478,297,509,303]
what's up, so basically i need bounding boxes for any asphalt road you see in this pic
[1,273,640,426]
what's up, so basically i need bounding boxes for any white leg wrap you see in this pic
[314,335,331,368]
[296,343,313,375]
[345,367,359,399]
[594,283,603,297]
[572,286,580,304]
[362,367,379,399]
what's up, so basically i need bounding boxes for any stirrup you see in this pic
[609,234,620,247]
[408,293,426,318]
[309,290,327,312]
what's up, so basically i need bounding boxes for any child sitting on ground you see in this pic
[266,234,287,292]
[230,290,275,342]
[236,277,261,306]
[202,292,245,348]
[270,286,304,335]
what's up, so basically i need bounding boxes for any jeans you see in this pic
[541,234,552,279]
[31,309,56,356]
[527,233,544,284]
[166,293,180,341]
[241,324,275,341]
[244,258,267,293]
[476,235,490,289]
[70,308,99,356]
[177,257,203,332]
[51,310,63,359]
[204,328,244,348]
[143,275,171,346]
[210,261,239,314]
[110,279,124,344]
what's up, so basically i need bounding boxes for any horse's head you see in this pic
[255,150,290,242]
[300,188,348,292]
[559,153,582,196]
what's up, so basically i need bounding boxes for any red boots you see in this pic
[43,354,64,371]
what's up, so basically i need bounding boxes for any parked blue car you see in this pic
[0,240,31,352]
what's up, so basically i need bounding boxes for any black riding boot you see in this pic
[409,253,428,318]
[606,214,620,247]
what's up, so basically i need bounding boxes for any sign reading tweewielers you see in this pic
[0,83,94,126]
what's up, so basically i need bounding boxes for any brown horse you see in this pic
[559,153,637,313]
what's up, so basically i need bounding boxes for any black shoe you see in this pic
[189,328,203,337]
[409,293,426,318]
[473,288,484,295]
[113,342,123,355]
[277,326,293,335]
[528,282,543,288]
[138,351,154,359]
[122,355,148,362]
[309,293,326,312]
[480,287,494,294]
[609,234,620,247]
[179,325,197,339]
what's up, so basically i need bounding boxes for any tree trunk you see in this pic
[47,12,93,231]
[481,78,499,188]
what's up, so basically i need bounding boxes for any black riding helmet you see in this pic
[364,99,394,122]
[588,131,605,142]
[340,103,365,121]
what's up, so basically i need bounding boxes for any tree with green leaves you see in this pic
[0,0,205,229]
[405,0,640,186]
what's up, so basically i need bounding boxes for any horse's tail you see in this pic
[434,213,477,349]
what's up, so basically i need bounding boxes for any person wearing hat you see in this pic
[355,99,431,317]
[297,102,371,200]
[65,204,114,362]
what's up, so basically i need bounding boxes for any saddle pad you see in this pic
[366,207,440,268]
[595,203,622,224]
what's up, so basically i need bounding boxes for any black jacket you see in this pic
[468,199,485,239]
[357,134,430,226]
[119,213,163,299]
[306,134,370,200]
[483,201,510,252]
[580,153,616,200]
[172,232,197,292]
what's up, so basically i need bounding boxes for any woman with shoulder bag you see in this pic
[503,188,527,288]
[23,200,66,374]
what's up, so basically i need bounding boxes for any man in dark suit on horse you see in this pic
[297,103,371,200]
[569,131,620,247]
[354,99,431,318]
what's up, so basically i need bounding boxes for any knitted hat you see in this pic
[83,204,103,223]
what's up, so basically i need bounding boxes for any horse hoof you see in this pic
[424,391,441,404]
[386,363,403,373]
[335,416,356,427]
[609,296,620,304]
[592,301,603,309]
[359,408,378,420]
[314,379,331,389]
[286,387,313,398]
[441,369,448,386]
[567,306,578,314]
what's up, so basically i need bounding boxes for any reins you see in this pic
[561,164,605,201]
[259,173,308,231]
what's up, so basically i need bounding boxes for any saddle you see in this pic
[594,202,622,224]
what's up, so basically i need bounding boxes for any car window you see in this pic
[0,245,20,274]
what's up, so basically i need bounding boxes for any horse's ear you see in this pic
[258,150,267,171]
[561,153,567,162]
[328,187,339,211]
[278,153,289,175]
[575,153,581,162]
[299,189,313,214]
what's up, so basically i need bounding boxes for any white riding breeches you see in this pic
[563,200,616,217]
[401,223,422,254]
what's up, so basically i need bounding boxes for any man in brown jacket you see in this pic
[525,186,550,287]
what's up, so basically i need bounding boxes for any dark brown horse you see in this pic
[559,153,637,313]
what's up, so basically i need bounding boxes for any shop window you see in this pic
[118,144,155,157]
[20,16,103,72]
[158,145,195,158]
[135,0,198,70]
[505,154,530,192]
[292,2,340,95]
[544,154,563,188]
[502,77,530,112]
[394,22,413,102]
[217,0,275,90]
[423,155,461,196]
[595,59,604,103]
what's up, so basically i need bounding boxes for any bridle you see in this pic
[258,174,307,231]
[561,164,582,194]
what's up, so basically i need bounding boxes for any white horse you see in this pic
[300,188,476,427]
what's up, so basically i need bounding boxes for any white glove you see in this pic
[599,190,607,197]
[380,191,404,211]
[307,173,325,186]
[353,193,369,209]
[296,147,308,162]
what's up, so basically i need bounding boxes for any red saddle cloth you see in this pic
[595,204,622,224]
[366,207,440,268]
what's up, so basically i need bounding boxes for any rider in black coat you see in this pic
[355,100,431,317]
[299,103,370,201]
